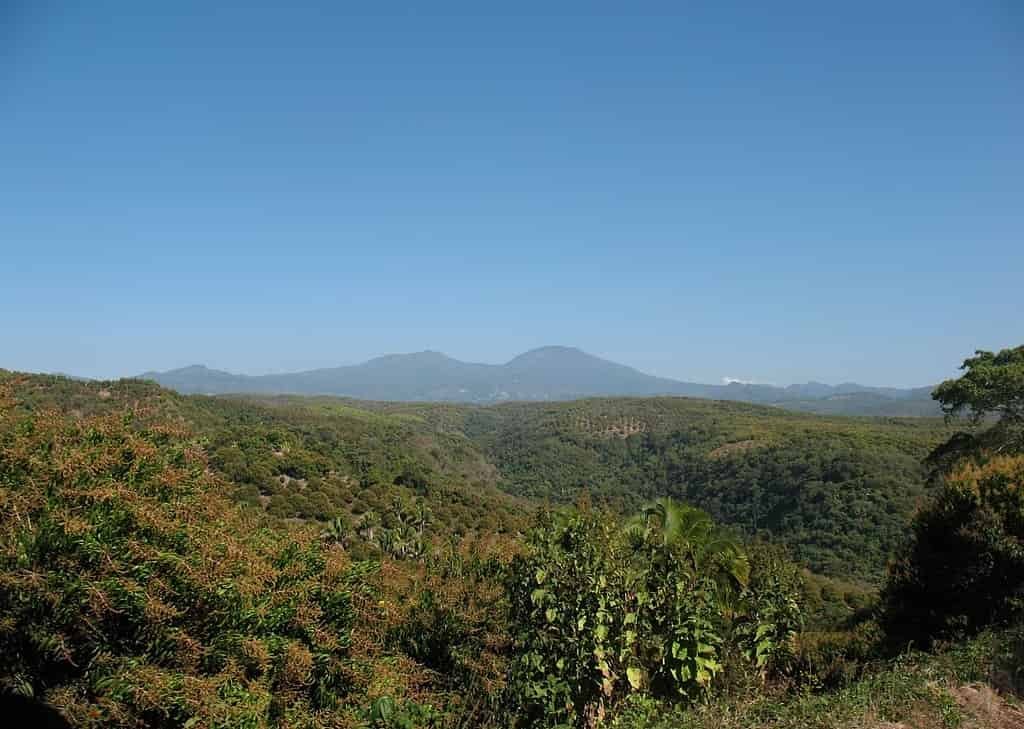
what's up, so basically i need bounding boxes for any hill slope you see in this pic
[230,392,951,582]
[454,398,949,581]
[0,370,527,540]
[2,370,950,582]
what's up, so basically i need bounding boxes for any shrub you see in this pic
[504,501,804,727]
[0,391,377,727]
[882,454,1024,646]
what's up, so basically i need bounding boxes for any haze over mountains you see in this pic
[139,346,939,416]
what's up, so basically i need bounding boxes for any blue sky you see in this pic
[2,1,1021,386]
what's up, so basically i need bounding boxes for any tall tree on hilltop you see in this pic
[883,344,1024,646]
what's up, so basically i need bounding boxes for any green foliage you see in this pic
[6,362,1016,728]
[0,370,951,585]
[605,624,1023,729]
[883,346,1024,648]
[933,345,1024,426]
[321,515,352,546]
[0,371,528,545]
[360,696,440,729]
[462,398,949,582]
[504,502,806,727]
[0,385,382,726]
[882,453,1024,646]
[731,546,804,677]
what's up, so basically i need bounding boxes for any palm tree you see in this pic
[320,516,350,547]
[623,497,750,590]
[357,510,381,543]
[397,522,423,558]
[411,498,433,539]
[377,528,398,557]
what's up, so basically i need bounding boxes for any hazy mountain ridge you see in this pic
[138,346,940,416]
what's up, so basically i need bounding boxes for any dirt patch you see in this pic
[866,684,1024,729]
[572,415,647,439]
[278,474,308,489]
[708,439,763,459]
[949,684,1024,729]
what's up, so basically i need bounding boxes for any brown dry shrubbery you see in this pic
[0,378,387,728]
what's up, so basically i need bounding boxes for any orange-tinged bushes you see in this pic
[0,383,378,727]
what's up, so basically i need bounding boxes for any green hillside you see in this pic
[3,371,950,584]
[456,398,951,581]
[0,372,528,543]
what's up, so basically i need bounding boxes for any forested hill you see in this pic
[376,396,951,581]
[2,370,950,584]
[136,346,940,417]
[0,371,528,540]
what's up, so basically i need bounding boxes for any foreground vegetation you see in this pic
[0,344,1021,727]
[610,626,1024,729]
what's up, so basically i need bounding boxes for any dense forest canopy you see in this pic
[1,371,950,584]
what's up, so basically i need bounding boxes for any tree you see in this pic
[930,345,1024,459]
[320,515,351,547]
[412,497,433,540]
[882,454,1024,645]
[623,498,750,593]
[358,510,381,542]
[933,346,1024,426]
[883,344,1024,646]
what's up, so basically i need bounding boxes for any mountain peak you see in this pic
[363,350,456,366]
[378,350,443,358]
[506,346,594,366]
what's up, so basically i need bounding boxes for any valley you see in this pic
[5,370,951,584]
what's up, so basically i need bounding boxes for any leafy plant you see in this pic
[362,696,441,728]
[884,345,1024,647]
[504,500,803,727]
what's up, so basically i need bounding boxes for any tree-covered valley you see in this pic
[1,345,1022,728]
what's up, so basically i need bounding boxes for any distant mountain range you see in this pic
[137,346,940,417]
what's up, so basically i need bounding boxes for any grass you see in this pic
[608,627,1024,729]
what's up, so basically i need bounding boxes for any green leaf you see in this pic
[626,666,643,690]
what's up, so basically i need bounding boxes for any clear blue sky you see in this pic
[2,1,1021,387]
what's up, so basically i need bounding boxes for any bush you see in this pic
[0,392,378,727]
[882,454,1024,646]
[361,696,440,729]
[732,546,805,678]
[504,502,805,727]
